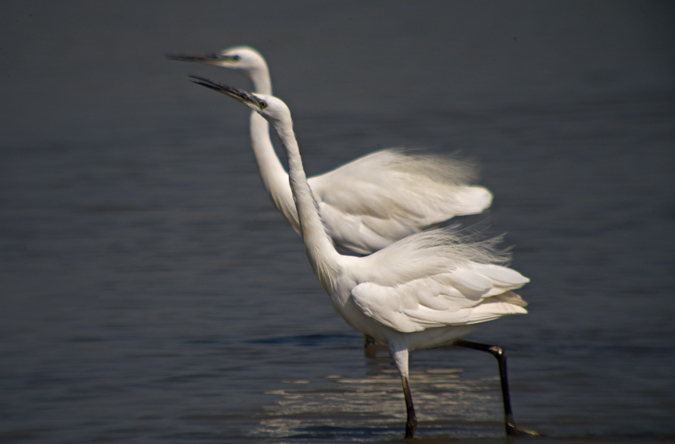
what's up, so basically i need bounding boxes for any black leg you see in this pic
[454,339,538,436]
[401,374,417,439]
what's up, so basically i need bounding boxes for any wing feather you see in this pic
[351,260,528,333]
[308,148,493,253]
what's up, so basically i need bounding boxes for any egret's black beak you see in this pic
[166,53,238,65]
[188,75,259,107]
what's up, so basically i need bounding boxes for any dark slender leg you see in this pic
[454,339,538,436]
[401,375,417,439]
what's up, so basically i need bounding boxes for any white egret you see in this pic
[190,76,535,439]
[169,47,492,255]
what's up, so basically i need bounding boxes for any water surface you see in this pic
[1,1,674,443]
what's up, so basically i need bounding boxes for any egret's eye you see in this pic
[259,101,268,109]
[232,55,241,61]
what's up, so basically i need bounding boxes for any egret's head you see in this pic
[216,46,266,71]
[167,46,266,72]
[189,76,289,124]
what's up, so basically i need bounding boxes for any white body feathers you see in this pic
[244,92,528,361]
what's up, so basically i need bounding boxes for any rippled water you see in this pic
[1,2,674,443]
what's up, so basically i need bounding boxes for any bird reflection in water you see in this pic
[255,365,506,440]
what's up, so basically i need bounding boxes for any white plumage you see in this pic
[189,76,533,438]
[169,46,492,254]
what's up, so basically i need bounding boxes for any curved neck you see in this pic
[245,66,299,229]
[270,117,341,291]
[249,112,299,229]
[249,66,272,96]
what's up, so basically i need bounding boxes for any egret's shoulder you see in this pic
[353,228,508,284]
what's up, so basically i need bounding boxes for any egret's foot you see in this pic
[506,422,540,437]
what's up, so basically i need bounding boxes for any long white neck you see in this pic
[246,68,300,231]
[248,113,299,229]
[270,117,341,292]
[249,66,272,96]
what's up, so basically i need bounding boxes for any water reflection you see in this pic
[254,363,504,440]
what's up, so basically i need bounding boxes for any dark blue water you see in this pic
[1,1,674,443]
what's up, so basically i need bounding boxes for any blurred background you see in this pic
[1,1,674,442]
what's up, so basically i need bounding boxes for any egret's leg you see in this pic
[454,339,538,437]
[401,374,417,439]
[390,345,417,438]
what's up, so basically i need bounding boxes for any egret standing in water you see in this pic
[169,47,492,254]
[189,76,535,439]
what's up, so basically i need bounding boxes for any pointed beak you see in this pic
[189,75,259,107]
[166,52,236,66]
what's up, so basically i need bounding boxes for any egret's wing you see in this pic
[351,263,528,333]
[308,148,492,254]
